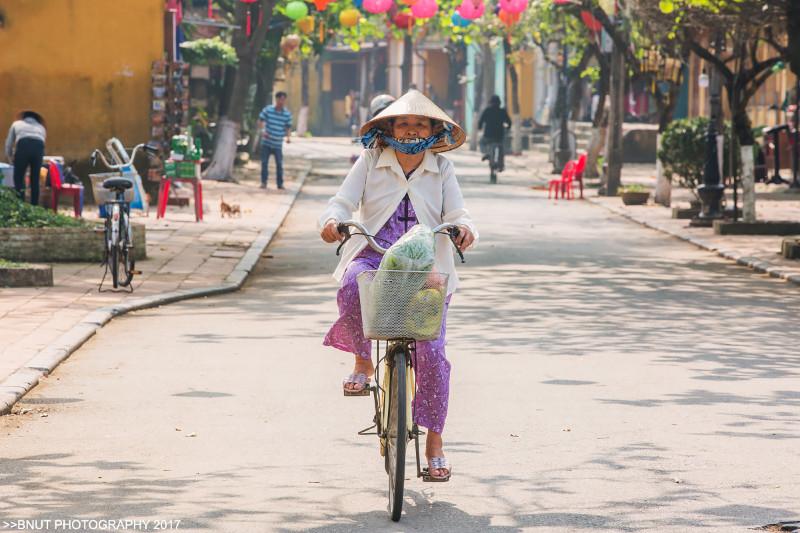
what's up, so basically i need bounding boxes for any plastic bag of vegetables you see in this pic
[378,224,436,272]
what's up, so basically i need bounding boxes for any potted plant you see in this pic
[619,184,650,205]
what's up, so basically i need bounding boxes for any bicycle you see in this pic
[481,138,504,184]
[91,142,156,291]
[334,220,465,522]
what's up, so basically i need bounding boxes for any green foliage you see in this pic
[618,184,648,193]
[0,187,86,228]
[658,117,736,196]
[0,259,30,268]
[180,37,238,66]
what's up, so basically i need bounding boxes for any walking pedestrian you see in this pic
[5,110,46,205]
[257,92,292,190]
[319,89,477,481]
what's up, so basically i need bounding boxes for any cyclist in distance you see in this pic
[369,93,396,118]
[479,94,512,172]
[319,89,478,481]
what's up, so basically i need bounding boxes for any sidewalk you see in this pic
[0,156,311,409]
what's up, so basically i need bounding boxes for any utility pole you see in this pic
[694,32,725,225]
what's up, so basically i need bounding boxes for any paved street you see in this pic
[1,162,799,532]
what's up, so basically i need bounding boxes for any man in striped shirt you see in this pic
[258,92,292,190]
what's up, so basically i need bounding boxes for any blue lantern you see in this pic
[451,12,471,27]
[353,0,364,9]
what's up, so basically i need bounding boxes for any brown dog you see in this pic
[220,195,241,218]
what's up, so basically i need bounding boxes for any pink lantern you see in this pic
[457,0,484,20]
[411,0,438,19]
[499,0,527,15]
[363,0,393,14]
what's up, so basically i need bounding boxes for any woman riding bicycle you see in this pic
[319,89,477,481]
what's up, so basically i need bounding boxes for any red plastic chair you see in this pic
[548,160,576,200]
[49,162,84,217]
[156,176,203,222]
[572,153,587,199]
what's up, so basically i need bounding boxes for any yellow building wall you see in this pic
[0,0,165,159]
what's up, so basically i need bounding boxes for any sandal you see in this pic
[342,373,371,396]
[423,457,451,482]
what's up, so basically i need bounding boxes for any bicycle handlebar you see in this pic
[334,220,465,264]
[91,143,157,171]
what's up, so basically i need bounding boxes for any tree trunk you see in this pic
[504,39,521,154]
[204,0,275,181]
[481,43,494,110]
[585,60,609,179]
[654,82,680,206]
[603,43,625,196]
[402,35,413,91]
[741,145,756,222]
[296,58,310,136]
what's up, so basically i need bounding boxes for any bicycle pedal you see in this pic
[421,468,451,483]
[343,386,371,397]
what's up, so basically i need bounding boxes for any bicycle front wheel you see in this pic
[385,346,407,522]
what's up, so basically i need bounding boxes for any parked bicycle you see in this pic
[334,220,465,522]
[91,142,156,291]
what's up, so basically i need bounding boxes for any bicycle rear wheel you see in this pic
[385,346,407,522]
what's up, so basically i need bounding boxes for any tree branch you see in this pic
[689,40,733,80]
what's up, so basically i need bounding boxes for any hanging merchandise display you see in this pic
[241,0,258,36]
[281,34,302,55]
[363,0,393,14]
[457,0,484,20]
[497,8,519,26]
[451,12,471,27]
[297,15,315,33]
[286,0,309,20]
[580,9,602,32]
[411,0,437,19]
[339,8,360,27]
[499,0,526,14]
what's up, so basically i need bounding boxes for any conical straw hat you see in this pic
[359,89,466,153]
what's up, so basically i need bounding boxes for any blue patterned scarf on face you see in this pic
[360,122,456,154]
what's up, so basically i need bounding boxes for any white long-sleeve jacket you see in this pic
[318,147,478,295]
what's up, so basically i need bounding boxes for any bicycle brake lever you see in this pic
[448,227,465,264]
[335,229,351,257]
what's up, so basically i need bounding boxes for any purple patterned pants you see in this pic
[324,197,452,434]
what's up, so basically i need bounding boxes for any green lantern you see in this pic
[285,1,309,20]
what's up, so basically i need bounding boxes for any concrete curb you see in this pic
[0,163,311,415]
[586,197,800,289]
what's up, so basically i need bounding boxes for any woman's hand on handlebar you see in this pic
[454,226,474,252]
[321,220,344,243]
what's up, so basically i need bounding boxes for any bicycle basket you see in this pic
[357,270,449,341]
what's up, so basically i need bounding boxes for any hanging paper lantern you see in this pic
[497,8,519,26]
[363,0,392,14]
[499,0,526,15]
[451,12,471,27]
[312,0,333,11]
[297,15,315,33]
[339,8,360,27]
[208,0,214,18]
[400,0,418,5]
[285,0,309,20]
[353,0,363,9]
[457,0,484,20]
[393,11,415,30]
[411,0,437,19]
